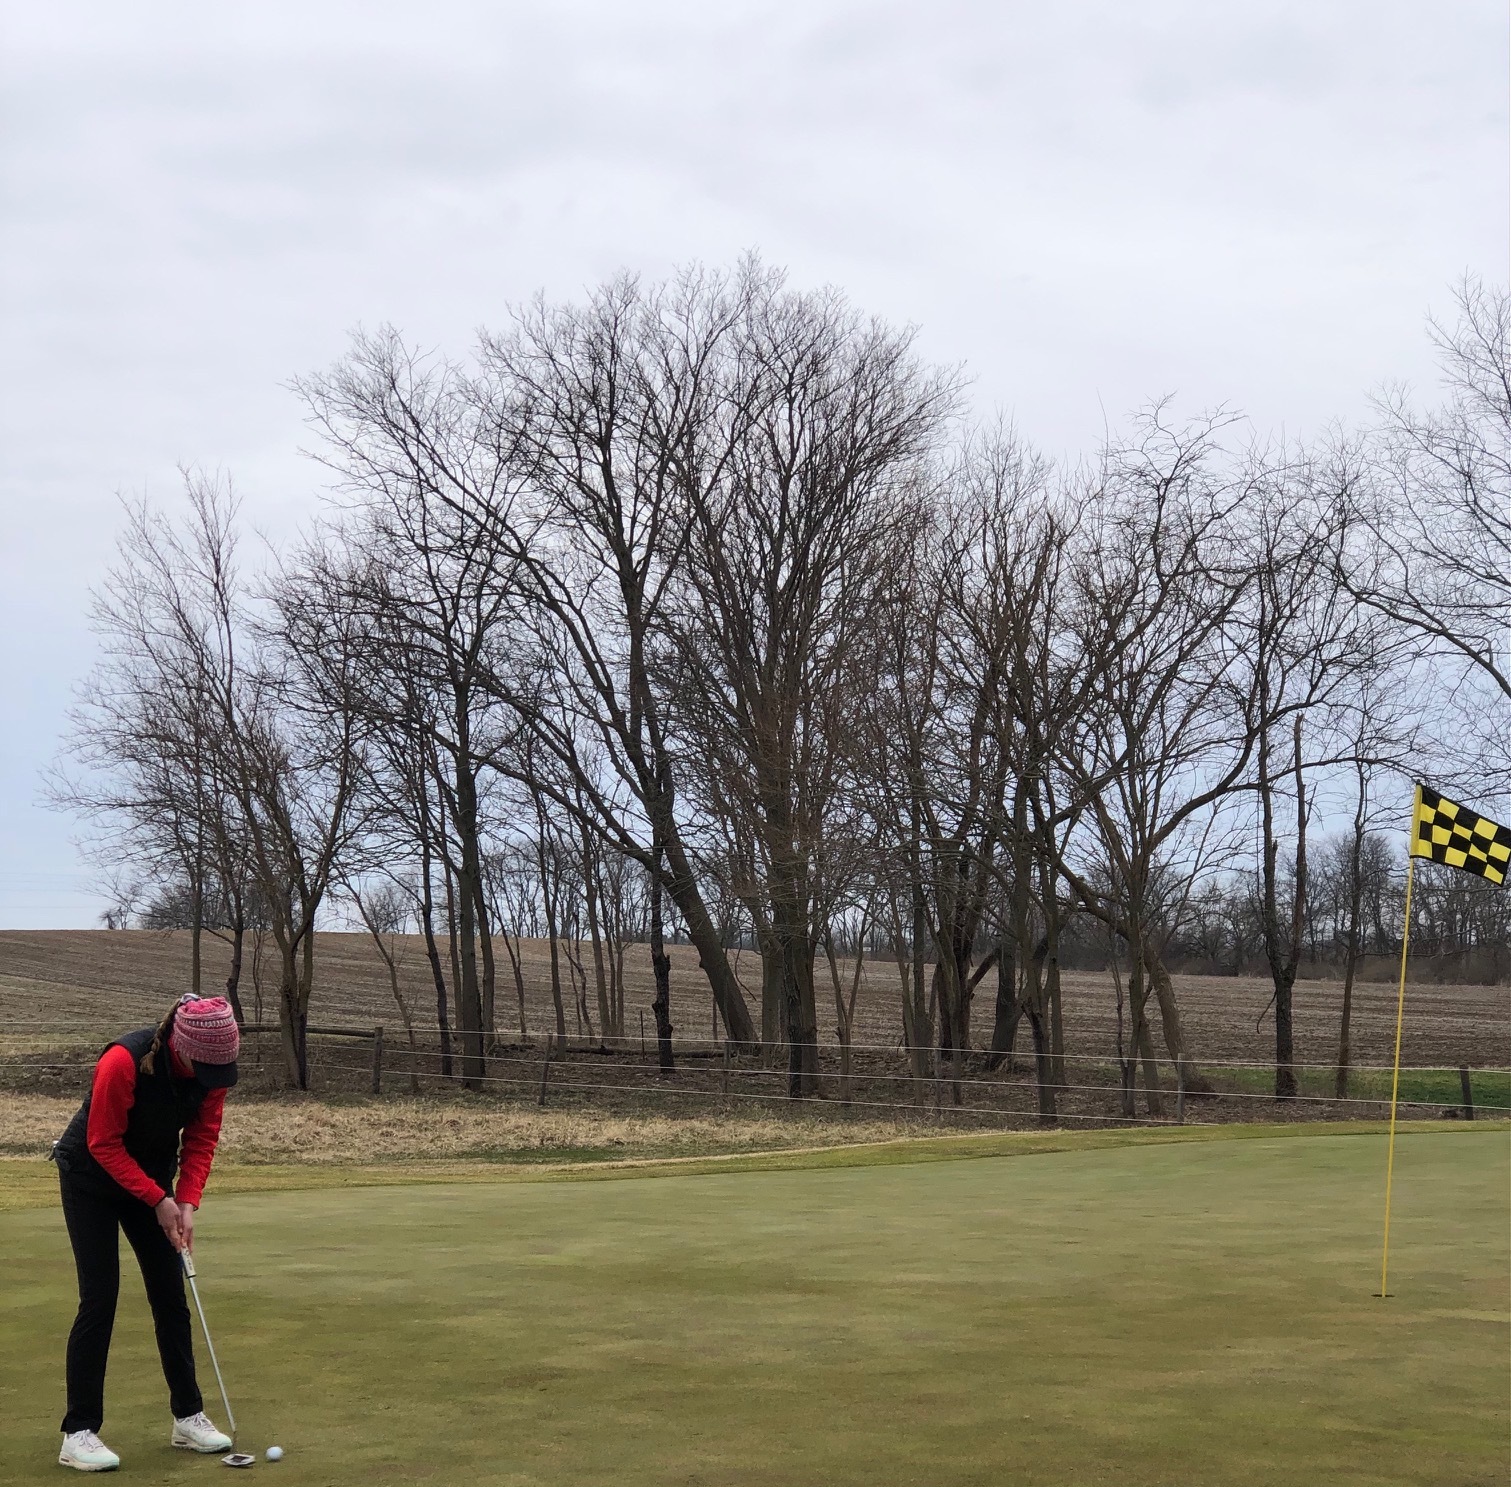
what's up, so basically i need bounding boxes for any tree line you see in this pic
[50,262,1510,1111]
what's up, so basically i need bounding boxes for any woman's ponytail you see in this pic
[137,998,185,1076]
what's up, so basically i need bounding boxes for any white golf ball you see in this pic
[265,1446,284,1461]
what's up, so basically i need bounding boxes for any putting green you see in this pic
[1,1127,1506,1486]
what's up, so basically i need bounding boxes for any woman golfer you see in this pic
[51,994,239,1472]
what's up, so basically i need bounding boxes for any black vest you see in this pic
[54,1026,209,1200]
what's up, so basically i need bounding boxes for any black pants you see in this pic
[59,1174,202,1434]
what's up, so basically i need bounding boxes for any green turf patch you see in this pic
[3,1118,1506,1213]
[1213,1064,1511,1110]
[2,1126,1506,1486]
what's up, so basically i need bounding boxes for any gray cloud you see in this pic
[0,0,1503,923]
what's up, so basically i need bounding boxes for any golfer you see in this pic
[50,994,240,1472]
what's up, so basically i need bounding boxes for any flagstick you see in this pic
[1377,850,1416,1299]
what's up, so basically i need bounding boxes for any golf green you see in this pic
[2,1127,1506,1486]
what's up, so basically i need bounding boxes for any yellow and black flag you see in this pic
[1379,783,1511,1299]
[1408,786,1511,886]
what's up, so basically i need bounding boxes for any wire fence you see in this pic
[335,1055,1500,1106]
[4,1018,1506,1133]
[2,1020,1509,1074]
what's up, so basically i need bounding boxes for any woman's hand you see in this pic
[154,1195,187,1251]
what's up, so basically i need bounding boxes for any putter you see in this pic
[180,1250,254,1469]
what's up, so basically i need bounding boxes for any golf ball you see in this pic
[265,1446,284,1461]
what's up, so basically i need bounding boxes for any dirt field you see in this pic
[2,930,1506,1135]
[1,927,1505,1065]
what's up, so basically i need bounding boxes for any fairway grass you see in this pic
[1,1126,1505,1486]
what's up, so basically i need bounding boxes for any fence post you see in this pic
[370,1026,385,1096]
[1459,1066,1475,1121]
[1176,1063,1186,1126]
[639,1010,646,1060]
[538,1033,553,1107]
[722,1039,730,1095]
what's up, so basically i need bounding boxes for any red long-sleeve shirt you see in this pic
[85,1043,226,1208]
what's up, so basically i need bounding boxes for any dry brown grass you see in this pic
[0,1091,923,1165]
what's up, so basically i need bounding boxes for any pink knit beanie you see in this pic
[170,996,240,1087]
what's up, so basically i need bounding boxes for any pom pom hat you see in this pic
[169,996,240,1088]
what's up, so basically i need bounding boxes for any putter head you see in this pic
[222,1452,256,1469]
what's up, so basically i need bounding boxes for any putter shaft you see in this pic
[181,1251,237,1440]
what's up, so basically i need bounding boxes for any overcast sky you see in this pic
[1,1,1504,928]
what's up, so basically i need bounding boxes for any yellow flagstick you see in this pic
[1377,796,1419,1300]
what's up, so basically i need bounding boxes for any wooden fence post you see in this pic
[370,1026,385,1096]
[1459,1066,1475,1121]
[723,1039,731,1095]
[538,1033,553,1107]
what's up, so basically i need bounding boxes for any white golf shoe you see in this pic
[58,1431,120,1471]
[171,1412,233,1452]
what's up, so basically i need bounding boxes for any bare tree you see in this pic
[344,874,422,1094]
[1048,411,1259,1109]
[297,340,527,1086]
[663,272,959,1093]
[1341,278,1511,794]
[48,481,250,1009]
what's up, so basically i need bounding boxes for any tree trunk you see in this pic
[1127,956,1163,1117]
[612,936,627,1041]
[649,853,675,1072]
[1136,1019,1162,1117]
[986,937,1019,1069]
[989,783,1033,1072]
[781,922,819,1099]
[474,879,497,1056]
[539,850,568,1046]
[933,956,968,1106]
[659,831,756,1046]
[274,924,308,1090]
[1335,765,1368,1099]
[452,758,487,1087]
[1258,715,1307,1101]
[758,926,783,1060]
[1146,953,1210,1095]
[1047,955,1066,1089]
[911,889,932,1085]
[1274,964,1297,1101]
[444,864,463,1048]
[190,860,204,1000]
[418,856,454,1079]
[1026,1003,1057,1124]
[582,828,613,1041]
[224,921,246,1024]
[822,932,861,1106]
[1112,938,1134,1117]
[454,857,485,1088]
[497,924,530,1042]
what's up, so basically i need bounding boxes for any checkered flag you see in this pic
[1410,785,1511,887]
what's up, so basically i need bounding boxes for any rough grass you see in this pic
[1,1125,1505,1486]
[0,1089,931,1167]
